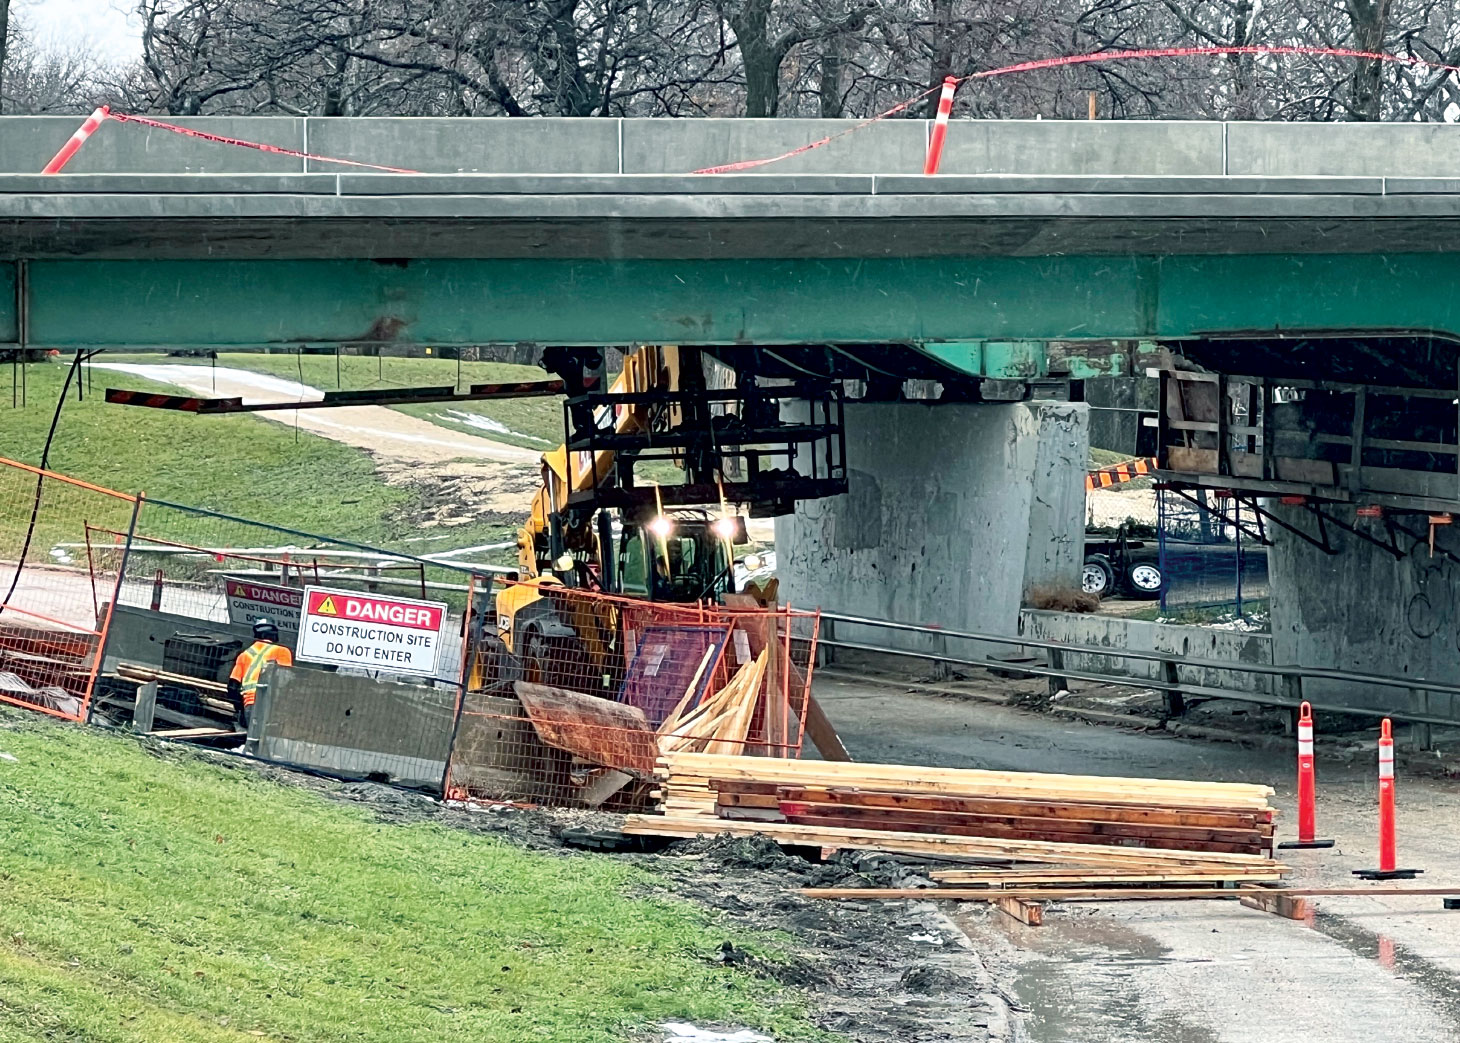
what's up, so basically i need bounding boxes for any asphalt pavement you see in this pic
[814,673,1460,1043]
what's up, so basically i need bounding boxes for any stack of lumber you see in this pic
[623,752,1286,876]
[656,649,769,756]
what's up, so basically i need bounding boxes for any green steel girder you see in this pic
[5,255,1460,375]
[911,341,1129,380]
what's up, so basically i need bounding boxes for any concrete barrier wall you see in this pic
[1017,609,1278,697]
[249,668,457,791]
[9,115,1460,177]
[101,605,259,677]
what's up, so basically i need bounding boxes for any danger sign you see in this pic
[297,586,447,675]
[224,580,304,635]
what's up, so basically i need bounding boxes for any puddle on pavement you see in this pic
[957,912,1223,1043]
[1306,911,1460,1028]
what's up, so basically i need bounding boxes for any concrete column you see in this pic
[774,400,1088,650]
[1268,505,1460,722]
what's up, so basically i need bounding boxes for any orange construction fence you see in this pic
[0,456,138,722]
[1086,457,1156,490]
[446,581,820,808]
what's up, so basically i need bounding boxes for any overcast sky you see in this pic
[16,0,143,64]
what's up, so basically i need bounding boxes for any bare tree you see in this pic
[0,0,11,112]
[713,0,875,116]
[123,0,1460,122]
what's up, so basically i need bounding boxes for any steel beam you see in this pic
[9,254,1460,367]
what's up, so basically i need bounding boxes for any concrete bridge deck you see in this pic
[4,172,1460,260]
[4,116,1460,365]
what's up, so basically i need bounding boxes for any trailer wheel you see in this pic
[1081,554,1116,598]
[1125,561,1165,599]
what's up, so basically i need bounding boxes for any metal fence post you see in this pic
[85,492,144,724]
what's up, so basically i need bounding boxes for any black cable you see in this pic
[0,350,93,616]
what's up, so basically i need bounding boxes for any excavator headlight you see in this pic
[554,553,575,573]
[712,517,738,540]
[648,516,674,539]
[742,553,763,571]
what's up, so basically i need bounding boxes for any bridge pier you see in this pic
[775,400,1088,647]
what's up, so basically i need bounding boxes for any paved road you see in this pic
[815,674,1460,1043]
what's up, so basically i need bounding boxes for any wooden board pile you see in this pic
[657,649,769,756]
[623,752,1287,881]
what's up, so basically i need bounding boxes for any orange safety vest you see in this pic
[230,641,293,707]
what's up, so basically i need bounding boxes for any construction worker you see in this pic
[228,618,293,728]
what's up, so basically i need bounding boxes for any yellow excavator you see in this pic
[468,345,845,693]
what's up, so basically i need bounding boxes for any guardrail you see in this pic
[817,610,1460,748]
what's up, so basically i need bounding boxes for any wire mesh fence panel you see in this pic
[619,624,733,727]
[446,582,819,807]
[0,457,136,721]
[1158,489,1268,621]
[115,498,487,684]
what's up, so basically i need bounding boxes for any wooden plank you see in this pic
[793,692,852,762]
[776,796,1270,842]
[151,727,241,739]
[802,886,1453,901]
[664,769,1272,811]
[662,763,1277,803]
[718,807,786,823]
[774,808,1263,855]
[660,753,1275,807]
[778,786,1271,828]
[714,792,783,809]
[117,662,228,693]
[932,869,1288,886]
[514,681,659,777]
[1241,892,1309,921]
[995,896,1044,926]
[621,815,1284,869]
[657,645,719,734]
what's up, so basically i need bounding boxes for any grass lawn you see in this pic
[1088,447,1136,468]
[102,352,565,451]
[0,716,825,1043]
[0,361,513,556]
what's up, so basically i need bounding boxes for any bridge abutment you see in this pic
[774,400,1088,644]
[1268,507,1460,722]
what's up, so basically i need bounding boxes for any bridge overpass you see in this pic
[5,115,1460,713]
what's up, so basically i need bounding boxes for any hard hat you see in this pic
[253,618,280,641]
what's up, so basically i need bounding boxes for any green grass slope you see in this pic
[103,353,565,450]
[0,362,509,554]
[0,716,822,1043]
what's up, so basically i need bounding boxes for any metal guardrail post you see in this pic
[931,633,951,681]
[1280,672,1303,726]
[818,618,834,668]
[1047,647,1066,697]
[1161,658,1185,718]
[1410,688,1433,752]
